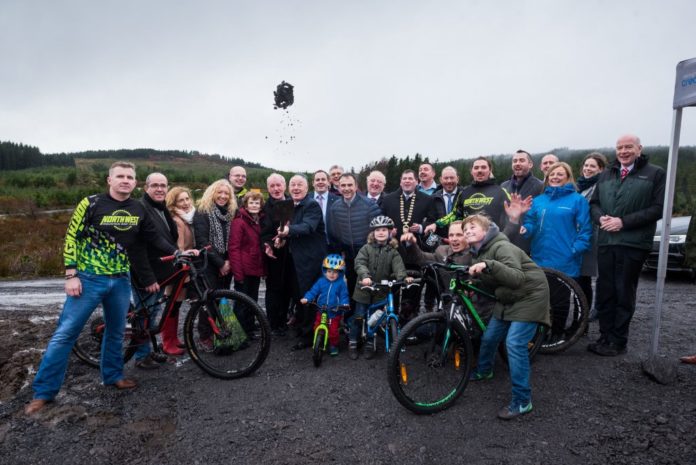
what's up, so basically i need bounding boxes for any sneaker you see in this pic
[498,402,533,420]
[329,345,339,356]
[348,341,359,360]
[469,370,493,381]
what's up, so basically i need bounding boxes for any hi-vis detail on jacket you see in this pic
[64,195,146,275]
[461,193,495,210]
[99,210,140,231]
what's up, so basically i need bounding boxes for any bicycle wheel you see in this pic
[540,268,589,354]
[312,328,325,368]
[184,290,271,379]
[387,311,473,414]
[72,305,138,368]
[387,318,399,353]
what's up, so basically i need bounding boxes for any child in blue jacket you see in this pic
[300,254,350,356]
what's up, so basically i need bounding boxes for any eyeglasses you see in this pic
[148,183,168,189]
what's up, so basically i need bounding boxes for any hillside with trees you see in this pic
[2,141,695,215]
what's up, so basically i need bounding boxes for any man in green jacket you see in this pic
[588,134,665,356]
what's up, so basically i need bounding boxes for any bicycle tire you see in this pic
[387,318,399,353]
[72,305,139,368]
[312,328,325,368]
[184,289,271,379]
[539,268,589,354]
[387,311,473,414]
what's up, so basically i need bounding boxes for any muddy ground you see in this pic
[1,274,695,465]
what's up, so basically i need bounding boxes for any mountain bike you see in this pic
[539,267,589,354]
[310,303,349,367]
[387,262,544,414]
[72,248,271,379]
[360,278,421,357]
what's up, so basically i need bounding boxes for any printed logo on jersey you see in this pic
[462,193,494,211]
[100,210,140,231]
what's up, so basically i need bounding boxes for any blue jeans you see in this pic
[132,285,164,361]
[32,272,131,400]
[349,302,370,342]
[476,317,537,408]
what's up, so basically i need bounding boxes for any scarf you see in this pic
[576,174,599,193]
[208,204,231,255]
[178,207,196,224]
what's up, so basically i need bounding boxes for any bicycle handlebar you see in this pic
[159,245,212,263]
[360,278,422,292]
[422,261,469,274]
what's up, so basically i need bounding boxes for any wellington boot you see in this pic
[161,312,184,356]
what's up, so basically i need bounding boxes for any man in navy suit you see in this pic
[311,170,339,223]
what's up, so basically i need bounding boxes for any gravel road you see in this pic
[1,273,695,465]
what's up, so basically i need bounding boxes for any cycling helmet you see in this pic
[369,215,395,230]
[322,254,345,271]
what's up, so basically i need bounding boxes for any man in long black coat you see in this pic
[275,174,327,349]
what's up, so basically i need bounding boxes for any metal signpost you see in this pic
[650,57,696,358]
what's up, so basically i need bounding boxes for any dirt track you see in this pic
[1,274,695,465]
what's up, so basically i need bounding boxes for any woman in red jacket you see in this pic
[229,192,267,331]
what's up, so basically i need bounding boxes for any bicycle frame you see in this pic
[363,279,419,353]
[312,308,331,351]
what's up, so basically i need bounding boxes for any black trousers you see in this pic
[234,276,261,332]
[595,245,649,348]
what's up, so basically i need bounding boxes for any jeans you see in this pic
[32,272,131,400]
[476,317,538,408]
[132,285,164,361]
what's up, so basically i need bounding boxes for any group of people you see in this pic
[25,133,667,421]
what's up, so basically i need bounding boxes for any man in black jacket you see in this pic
[588,134,665,356]
[131,172,182,366]
[381,170,436,316]
[426,157,510,235]
[500,150,544,253]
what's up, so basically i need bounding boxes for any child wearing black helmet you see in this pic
[300,254,350,356]
[350,215,412,360]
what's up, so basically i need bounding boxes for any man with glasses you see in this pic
[229,166,248,201]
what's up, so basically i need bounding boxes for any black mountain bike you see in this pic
[72,248,271,380]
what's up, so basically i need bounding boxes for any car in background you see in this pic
[644,215,693,275]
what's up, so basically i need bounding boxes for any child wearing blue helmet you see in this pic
[300,254,351,356]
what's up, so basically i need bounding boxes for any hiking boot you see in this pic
[348,341,359,360]
[329,345,339,356]
[469,370,493,381]
[497,402,533,420]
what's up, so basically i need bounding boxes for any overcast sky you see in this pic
[2,1,695,171]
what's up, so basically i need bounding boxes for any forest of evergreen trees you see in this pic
[2,140,696,214]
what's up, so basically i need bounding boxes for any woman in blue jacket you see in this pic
[512,162,592,342]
